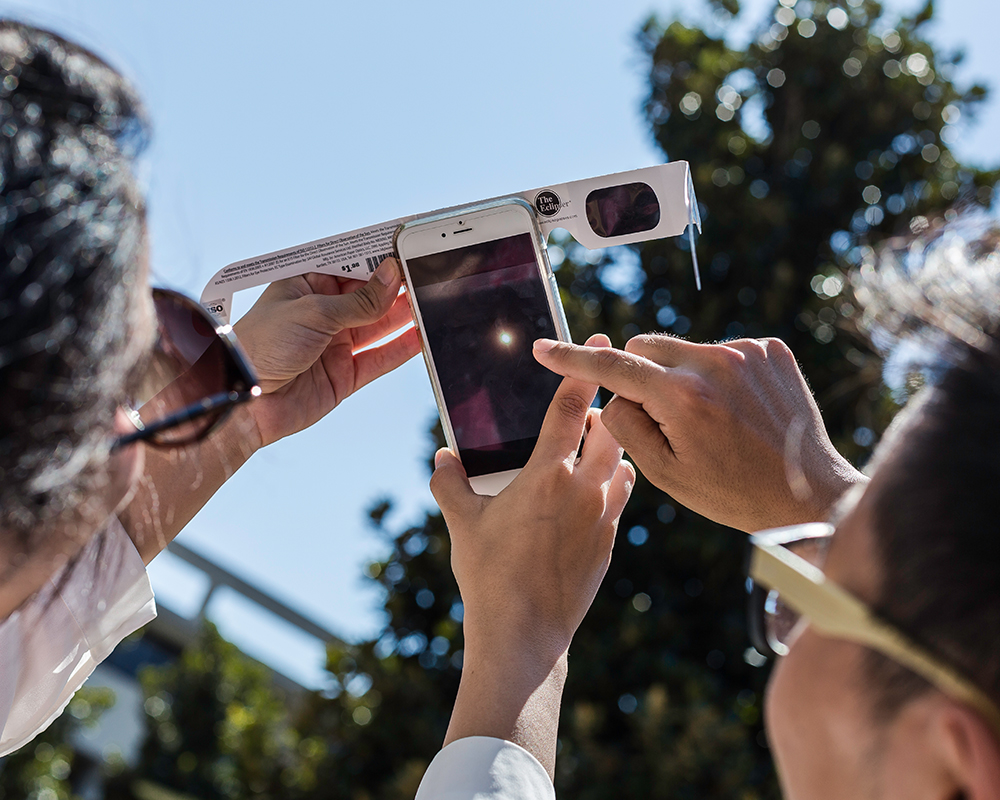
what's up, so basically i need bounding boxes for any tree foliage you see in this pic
[15,1,995,797]
[104,624,326,800]
[0,687,115,800]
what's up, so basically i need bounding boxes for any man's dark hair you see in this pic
[856,217,1000,717]
[0,21,149,551]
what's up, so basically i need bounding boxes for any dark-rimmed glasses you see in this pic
[746,522,1000,739]
[113,289,260,450]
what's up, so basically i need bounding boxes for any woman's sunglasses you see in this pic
[113,288,261,450]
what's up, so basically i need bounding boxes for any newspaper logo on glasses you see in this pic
[533,190,562,217]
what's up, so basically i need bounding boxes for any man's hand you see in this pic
[233,258,420,447]
[533,334,866,533]
[430,333,635,777]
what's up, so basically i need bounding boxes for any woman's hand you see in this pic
[233,258,420,448]
[430,334,635,777]
[533,334,866,533]
[122,259,419,562]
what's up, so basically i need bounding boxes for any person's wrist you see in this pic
[462,610,574,677]
[812,456,869,516]
[222,400,265,457]
[443,646,568,776]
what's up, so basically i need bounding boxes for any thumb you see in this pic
[601,395,676,476]
[313,258,402,334]
[429,448,479,516]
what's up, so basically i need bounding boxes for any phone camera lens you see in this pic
[441,232,446,238]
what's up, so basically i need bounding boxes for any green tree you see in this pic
[119,1,997,798]
[106,624,325,800]
[0,687,115,800]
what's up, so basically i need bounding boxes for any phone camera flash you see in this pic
[499,331,513,346]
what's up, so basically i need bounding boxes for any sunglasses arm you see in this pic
[750,544,1000,739]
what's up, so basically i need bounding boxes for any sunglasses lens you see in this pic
[585,182,661,239]
[129,293,236,445]
[764,589,796,657]
[761,536,831,656]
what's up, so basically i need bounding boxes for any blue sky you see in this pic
[6,0,1000,689]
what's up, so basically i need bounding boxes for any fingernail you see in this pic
[434,448,449,468]
[585,333,612,348]
[375,258,398,286]
[533,338,556,353]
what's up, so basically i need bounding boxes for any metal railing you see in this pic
[144,540,347,692]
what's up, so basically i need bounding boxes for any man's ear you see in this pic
[937,700,1000,800]
[876,692,999,800]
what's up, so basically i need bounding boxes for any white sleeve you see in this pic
[0,516,156,757]
[415,736,555,800]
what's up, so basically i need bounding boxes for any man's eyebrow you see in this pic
[827,482,866,527]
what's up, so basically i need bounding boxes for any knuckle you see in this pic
[299,295,340,332]
[578,488,607,521]
[621,356,652,388]
[299,293,327,317]
[728,337,768,359]
[674,372,714,412]
[428,466,452,504]
[762,336,795,363]
[592,347,625,377]
[351,285,384,319]
[554,391,591,424]
[709,343,747,370]
[624,332,670,359]
[595,347,652,388]
[623,333,655,354]
[367,342,391,373]
[294,291,333,320]
[532,464,574,505]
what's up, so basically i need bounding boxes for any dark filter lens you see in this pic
[586,182,661,238]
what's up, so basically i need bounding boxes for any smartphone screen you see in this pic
[407,232,562,477]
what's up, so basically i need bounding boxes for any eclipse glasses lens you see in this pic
[585,181,661,239]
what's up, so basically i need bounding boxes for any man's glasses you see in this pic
[746,522,1000,738]
[114,289,261,450]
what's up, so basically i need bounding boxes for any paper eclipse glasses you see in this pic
[201,162,702,324]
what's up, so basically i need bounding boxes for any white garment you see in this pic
[415,736,555,800]
[0,517,156,757]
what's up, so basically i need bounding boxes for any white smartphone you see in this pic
[394,198,572,496]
